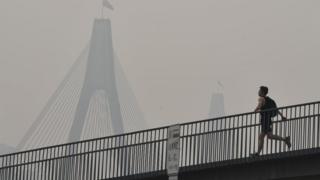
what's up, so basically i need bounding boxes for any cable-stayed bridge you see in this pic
[16,18,146,151]
[0,17,226,153]
[3,18,319,180]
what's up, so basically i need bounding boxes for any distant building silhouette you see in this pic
[209,93,225,118]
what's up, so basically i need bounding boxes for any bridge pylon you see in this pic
[68,18,124,142]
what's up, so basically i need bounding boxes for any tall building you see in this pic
[209,93,225,118]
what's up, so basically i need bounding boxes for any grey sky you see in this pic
[0,0,320,146]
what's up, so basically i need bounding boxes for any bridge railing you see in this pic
[0,127,168,179]
[0,101,319,179]
[179,101,320,167]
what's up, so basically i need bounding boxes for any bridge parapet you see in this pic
[0,101,319,179]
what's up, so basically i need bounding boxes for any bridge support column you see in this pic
[167,124,181,180]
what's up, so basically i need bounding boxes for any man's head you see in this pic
[259,86,268,97]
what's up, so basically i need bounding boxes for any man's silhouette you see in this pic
[251,86,291,157]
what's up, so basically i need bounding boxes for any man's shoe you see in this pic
[250,152,260,158]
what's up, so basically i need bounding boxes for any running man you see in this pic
[251,86,291,157]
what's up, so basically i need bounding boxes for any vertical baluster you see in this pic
[312,104,316,149]
[181,126,185,167]
[192,123,196,165]
[289,107,292,152]
[197,122,201,165]
[214,120,217,161]
[224,119,228,161]
[284,107,288,152]
[249,114,253,156]
[275,109,279,154]
[303,105,306,149]
[199,122,203,164]
[294,106,297,150]
[222,118,226,161]
[204,121,209,164]
[160,129,165,170]
[308,104,311,149]
[47,148,51,180]
[208,121,213,163]
[232,116,236,160]
[318,103,320,148]
[156,130,159,171]
[240,115,244,158]
[141,132,145,173]
[236,116,240,158]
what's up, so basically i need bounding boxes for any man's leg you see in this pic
[251,132,266,157]
[257,132,266,154]
[267,133,285,141]
[267,132,291,149]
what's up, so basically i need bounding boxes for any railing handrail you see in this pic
[180,114,319,138]
[0,125,169,158]
[0,138,169,170]
[181,100,320,126]
[1,100,319,158]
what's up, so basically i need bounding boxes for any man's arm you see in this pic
[278,111,287,120]
[254,97,265,112]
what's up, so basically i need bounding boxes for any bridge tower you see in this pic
[16,18,146,151]
[68,18,124,141]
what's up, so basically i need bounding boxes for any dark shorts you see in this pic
[261,115,272,133]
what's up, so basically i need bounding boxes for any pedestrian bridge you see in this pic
[1,101,320,180]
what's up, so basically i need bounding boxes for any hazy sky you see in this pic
[1,0,320,146]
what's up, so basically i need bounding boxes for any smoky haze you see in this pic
[0,0,320,148]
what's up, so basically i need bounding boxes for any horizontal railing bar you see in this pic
[0,139,167,169]
[180,114,320,138]
[0,126,169,158]
[181,101,320,126]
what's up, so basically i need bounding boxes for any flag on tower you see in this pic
[103,0,114,10]
[218,81,224,88]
